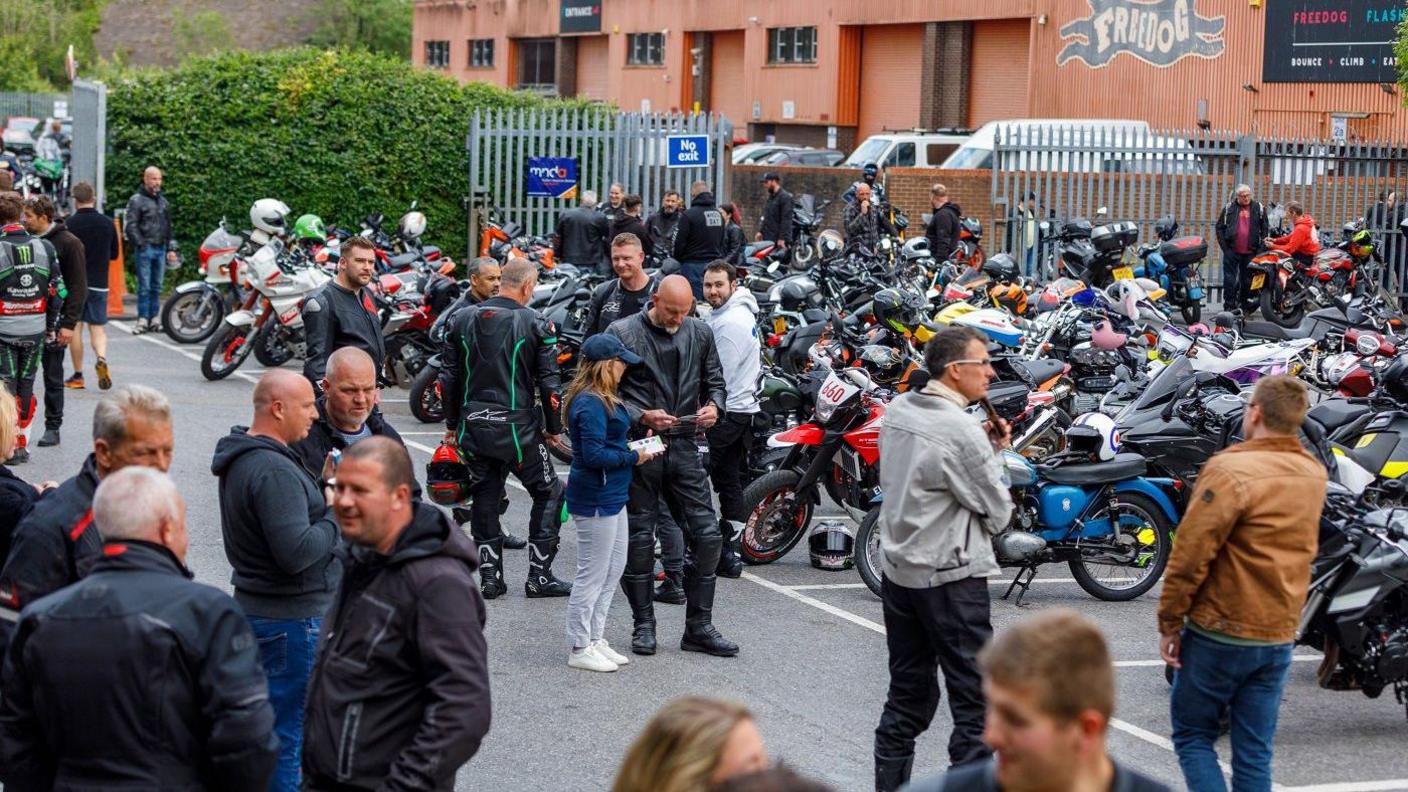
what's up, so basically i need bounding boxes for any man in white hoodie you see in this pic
[702,260,760,578]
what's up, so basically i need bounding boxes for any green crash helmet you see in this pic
[292,213,327,243]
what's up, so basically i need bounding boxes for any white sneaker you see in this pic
[568,645,618,673]
[592,639,630,666]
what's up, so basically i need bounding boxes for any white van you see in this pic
[843,130,972,170]
[939,119,1204,174]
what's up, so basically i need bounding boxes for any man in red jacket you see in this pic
[1265,201,1320,265]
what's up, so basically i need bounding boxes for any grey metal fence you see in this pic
[466,108,733,253]
[992,124,1408,299]
[70,80,106,210]
[0,92,67,122]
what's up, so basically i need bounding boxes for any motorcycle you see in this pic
[1249,243,1367,328]
[199,239,330,381]
[161,221,250,344]
[788,194,831,266]
[1135,216,1206,325]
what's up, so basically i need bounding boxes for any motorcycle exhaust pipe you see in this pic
[1013,408,1059,454]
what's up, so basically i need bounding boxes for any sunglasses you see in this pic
[947,358,994,368]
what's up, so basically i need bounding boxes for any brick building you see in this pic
[414,0,1408,145]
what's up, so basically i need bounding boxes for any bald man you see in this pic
[291,347,414,492]
[606,274,736,658]
[125,166,176,334]
[212,368,340,792]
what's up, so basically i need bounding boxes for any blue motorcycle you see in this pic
[855,444,1180,603]
[1135,215,1206,325]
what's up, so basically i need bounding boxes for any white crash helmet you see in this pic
[250,198,291,236]
[1066,412,1120,462]
[399,210,427,240]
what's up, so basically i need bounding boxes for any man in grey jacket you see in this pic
[873,326,1013,792]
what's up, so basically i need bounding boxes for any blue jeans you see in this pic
[135,244,166,319]
[1170,629,1293,792]
[1024,246,1037,279]
[248,615,322,792]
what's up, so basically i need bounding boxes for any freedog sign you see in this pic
[525,157,579,199]
[1057,0,1225,69]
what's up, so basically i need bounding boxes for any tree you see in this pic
[0,0,105,92]
[306,0,411,60]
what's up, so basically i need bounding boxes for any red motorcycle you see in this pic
[1320,328,1401,398]
[740,367,885,564]
[1249,245,1364,328]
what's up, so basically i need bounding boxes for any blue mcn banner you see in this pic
[526,157,579,199]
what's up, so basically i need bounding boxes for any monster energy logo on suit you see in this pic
[1058,0,1225,69]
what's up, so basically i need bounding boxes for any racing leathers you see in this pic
[439,295,569,598]
[606,309,736,656]
[0,224,63,458]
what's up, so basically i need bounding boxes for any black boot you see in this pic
[874,752,914,792]
[680,574,739,657]
[715,520,743,579]
[525,539,572,598]
[478,537,507,600]
[623,575,657,655]
[502,532,527,550]
[654,571,686,604]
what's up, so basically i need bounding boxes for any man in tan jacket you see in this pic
[1157,375,1327,792]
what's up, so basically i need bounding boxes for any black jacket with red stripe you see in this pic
[0,453,102,646]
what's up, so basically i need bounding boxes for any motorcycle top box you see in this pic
[1091,221,1139,253]
[1157,236,1208,268]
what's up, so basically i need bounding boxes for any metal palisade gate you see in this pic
[70,80,107,210]
[993,124,1408,299]
[0,92,67,121]
[466,108,732,251]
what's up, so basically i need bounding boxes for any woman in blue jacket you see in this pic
[563,335,661,672]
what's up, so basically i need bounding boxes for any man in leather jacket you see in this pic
[758,173,795,253]
[844,183,894,253]
[440,258,571,600]
[605,274,737,658]
[0,192,64,464]
[555,190,611,274]
[303,235,386,388]
[583,233,659,337]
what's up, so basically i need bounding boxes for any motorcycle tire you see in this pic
[550,436,573,464]
[161,289,225,344]
[740,469,815,565]
[252,323,296,368]
[1068,491,1173,602]
[200,323,254,381]
[792,241,815,265]
[408,363,444,424]
[855,505,884,598]
[1180,301,1202,326]
[1259,279,1306,328]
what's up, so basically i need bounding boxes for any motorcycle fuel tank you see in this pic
[1035,485,1095,534]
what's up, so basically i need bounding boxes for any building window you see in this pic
[627,32,665,66]
[425,40,450,69]
[517,38,557,91]
[469,39,494,68]
[767,27,817,64]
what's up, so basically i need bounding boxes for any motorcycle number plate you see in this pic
[840,445,863,480]
[1113,266,1134,281]
[817,373,859,411]
[1250,273,1266,290]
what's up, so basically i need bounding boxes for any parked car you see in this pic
[733,143,807,165]
[761,148,845,167]
[2,116,40,152]
[843,129,972,170]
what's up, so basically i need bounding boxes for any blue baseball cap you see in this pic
[580,334,643,365]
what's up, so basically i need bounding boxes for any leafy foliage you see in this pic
[306,0,412,60]
[0,0,106,91]
[105,47,597,270]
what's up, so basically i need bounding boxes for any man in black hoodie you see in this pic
[211,368,340,792]
[673,180,729,300]
[23,195,86,449]
[926,183,963,264]
[305,437,490,792]
[292,347,409,486]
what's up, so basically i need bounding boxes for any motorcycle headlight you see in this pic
[814,397,840,424]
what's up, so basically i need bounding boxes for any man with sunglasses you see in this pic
[873,326,1014,792]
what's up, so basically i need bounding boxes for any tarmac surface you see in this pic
[15,321,1408,791]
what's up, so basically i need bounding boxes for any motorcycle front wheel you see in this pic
[855,505,884,597]
[408,363,444,424]
[161,288,226,344]
[1259,278,1306,327]
[740,469,815,565]
[792,240,816,265]
[200,323,254,381]
[1068,492,1173,601]
[252,323,297,368]
[1180,300,1202,326]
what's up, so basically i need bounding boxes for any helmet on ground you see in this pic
[427,444,474,505]
[399,210,427,240]
[1382,354,1408,403]
[981,252,1020,284]
[809,521,855,570]
[250,198,291,235]
[292,214,326,243]
[872,288,927,335]
[1065,412,1120,462]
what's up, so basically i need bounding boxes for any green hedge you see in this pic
[105,47,595,273]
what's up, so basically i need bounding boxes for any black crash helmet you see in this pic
[872,288,927,335]
[981,252,1021,284]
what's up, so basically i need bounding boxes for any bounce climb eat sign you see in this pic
[1262,0,1400,83]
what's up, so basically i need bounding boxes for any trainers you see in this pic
[95,358,111,391]
[591,639,630,666]
[567,645,618,673]
[63,374,84,390]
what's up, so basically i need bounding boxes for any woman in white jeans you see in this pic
[563,335,662,672]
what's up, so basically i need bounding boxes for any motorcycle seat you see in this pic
[1041,452,1147,485]
[1012,358,1067,388]
[1241,320,1313,341]
[388,251,419,269]
[1307,400,1372,436]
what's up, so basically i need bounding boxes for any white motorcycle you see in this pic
[199,239,330,381]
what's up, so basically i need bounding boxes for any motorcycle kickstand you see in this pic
[1001,566,1039,606]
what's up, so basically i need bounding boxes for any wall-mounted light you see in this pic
[1242,84,1259,93]
[748,16,760,26]
[1037,14,1048,25]
[1381,82,1398,95]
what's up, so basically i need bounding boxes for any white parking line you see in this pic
[1281,781,1408,792]
[112,321,262,385]
[786,579,1085,591]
